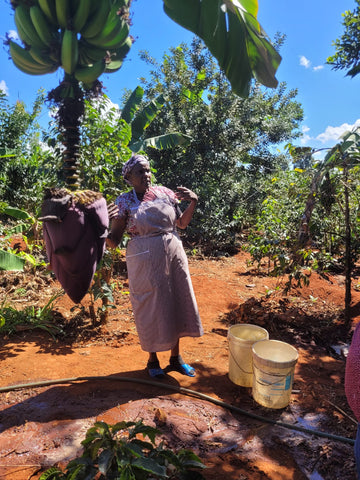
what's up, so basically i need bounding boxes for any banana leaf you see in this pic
[3,206,34,221]
[324,127,360,167]
[122,86,191,153]
[163,0,281,97]
[0,250,25,271]
[121,86,144,124]
[131,94,166,141]
[130,132,192,152]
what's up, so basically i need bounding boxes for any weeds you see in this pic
[0,290,64,338]
[39,420,206,480]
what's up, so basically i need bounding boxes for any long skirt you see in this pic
[126,231,203,352]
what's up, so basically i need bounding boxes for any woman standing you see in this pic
[107,154,203,378]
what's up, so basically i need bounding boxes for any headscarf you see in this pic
[122,154,150,185]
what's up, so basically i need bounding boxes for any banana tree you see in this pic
[5,0,281,303]
[322,128,360,328]
[121,86,192,152]
[291,128,360,328]
[7,0,132,302]
[8,0,133,188]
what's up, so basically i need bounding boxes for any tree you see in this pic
[0,89,43,153]
[322,127,360,327]
[0,91,57,211]
[140,39,303,250]
[327,0,360,77]
[76,87,191,197]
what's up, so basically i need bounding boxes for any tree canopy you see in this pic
[139,39,303,249]
[327,0,360,77]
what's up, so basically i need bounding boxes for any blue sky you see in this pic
[0,0,359,157]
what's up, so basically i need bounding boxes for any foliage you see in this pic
[245,132,360,291]
[0,248,25,271]
[162,0,282,97]
[0,91,58,210]
[0,204,47,271]
[245,170,307,273]
[0,90,42,152]
[0,203,45,270]
[327,0,360,77]
[72,251,117,325]
[140,39,303,251]
[0,291,64,338]
[122,85,192,152]
[39,420,206,480]
[75,87,193,200]
[77,94,132,198]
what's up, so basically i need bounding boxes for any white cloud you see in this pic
[7,30,19,41]
[299,125,311,145]
[299,56,323,72]
[300,134,311,146]
[0,80,9,95]
[316,120,360,143]
[299,55,311,68]
[298,120,360,153]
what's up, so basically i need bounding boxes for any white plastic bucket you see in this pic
[252,340,298,409]
[228,324,269,387]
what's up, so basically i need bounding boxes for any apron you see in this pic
[125,189,203,352]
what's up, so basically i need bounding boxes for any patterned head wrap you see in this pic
[122,154,150,185]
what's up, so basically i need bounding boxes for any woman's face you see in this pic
[128,161,151,193]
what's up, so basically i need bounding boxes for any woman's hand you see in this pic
[175,186,198,203]
[175,187,198,230]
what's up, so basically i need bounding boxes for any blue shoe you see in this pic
[168,356,196,377]
[147,361,165,379]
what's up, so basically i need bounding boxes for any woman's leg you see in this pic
[169,340,195,377]
[148,352,159,363]
[147,352,165,379]
[170,341,180,357]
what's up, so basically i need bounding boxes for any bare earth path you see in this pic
[0,249,359,479]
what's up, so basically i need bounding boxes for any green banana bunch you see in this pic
[74,59,106,84]
[85,3,129,49]
[80,0,111,38]
[38,0,58,25]
[15,4,47,49]
[30,5,57,45]
[10,0,133,84]
[72,0,92,33]
[104,36,132,72]
[61,29,78,74]
[55,0,69,29]
[9,40,57,75]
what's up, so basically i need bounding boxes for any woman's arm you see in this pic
[175,186,198,230]
[106,215,127,248]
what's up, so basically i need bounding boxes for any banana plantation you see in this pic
[1,1,360,480]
